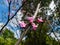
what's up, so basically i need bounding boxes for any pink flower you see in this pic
[19,21,26,28]
[23,0,26,2]
[7,0,10,2]
[37,18,43,23]
[27,16,34,23]
[32,23,38,30]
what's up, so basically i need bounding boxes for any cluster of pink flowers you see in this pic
[19,16,44,30]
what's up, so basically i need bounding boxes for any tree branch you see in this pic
[0,1,11,33]
[0,1,25,33]
[15,2,41,45]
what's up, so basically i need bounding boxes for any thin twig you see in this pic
[8,0,11,20]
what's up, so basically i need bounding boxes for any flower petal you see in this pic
[32,23,38,30]
[37,18,43,23]
[19,21,26,28]
[27,16,34,23]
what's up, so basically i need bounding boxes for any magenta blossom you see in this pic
[7,0,10,2]
[37,18,43,23]
[32,23,38,30]
[27,16,34,23]
[19,21,26,28]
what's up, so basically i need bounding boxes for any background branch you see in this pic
[47,20,59,42]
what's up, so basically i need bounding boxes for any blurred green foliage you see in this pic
[0,29,17,45]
